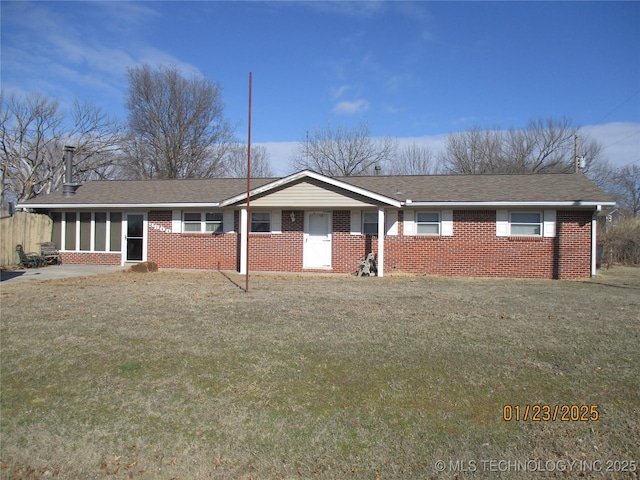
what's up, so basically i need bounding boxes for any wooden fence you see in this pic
[0,211,53,267]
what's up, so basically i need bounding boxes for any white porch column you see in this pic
[591,213,598,277]
[239,207,248,274]
[377,207,385,277]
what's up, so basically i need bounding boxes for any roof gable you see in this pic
[220,170,401,207]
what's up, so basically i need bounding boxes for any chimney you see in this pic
[62,146,77,197]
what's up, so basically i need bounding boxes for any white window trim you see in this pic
[404,209,452,237]
[385,209,398,236]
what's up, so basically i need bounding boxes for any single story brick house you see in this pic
[19,169,615,279]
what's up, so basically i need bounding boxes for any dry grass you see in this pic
[1,267,639,479]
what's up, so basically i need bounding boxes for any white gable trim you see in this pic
[219,170,402,208]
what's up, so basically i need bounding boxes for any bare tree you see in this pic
[611,164,640,216]
[1,92,122,206]
[440,126,505,174]
[290,122,397,176]
[440,117,606,175]
[123,64,234,179]
[224,144,274,178]
[387,142,437,175]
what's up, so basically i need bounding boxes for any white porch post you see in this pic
[240,207,248,274]
[377,207,385,277]
[591,212,598,277]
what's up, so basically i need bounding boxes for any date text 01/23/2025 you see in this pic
[503,405,599,422]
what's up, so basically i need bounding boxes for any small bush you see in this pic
[129,261,159,273]
[599,216,640,266]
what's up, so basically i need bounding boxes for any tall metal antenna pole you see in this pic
[574,134,579,173]
[246,72,252,293]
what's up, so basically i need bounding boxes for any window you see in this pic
[416,212,440,235]
[79,212,92,251]
[510,212,541,236]
[183,213,202,232]
[94,212,107,251]
[251,212,271,232]
[205,213,223,233]
[65,212,76,250]
[183,212,223,233]
[362,212,378,234]
[54,211,122,251]
[110,213,122,251]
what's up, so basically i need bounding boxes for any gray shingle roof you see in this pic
[20,171,614,207]
[341,173,614,203]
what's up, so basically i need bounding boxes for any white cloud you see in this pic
[257,141,299,176]
[333,99,370,115]
[330,85,351,100]
[584,122,640,168]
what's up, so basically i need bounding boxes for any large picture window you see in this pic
[510,212,542,236]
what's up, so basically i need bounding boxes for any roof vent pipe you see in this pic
[62,146,76,197]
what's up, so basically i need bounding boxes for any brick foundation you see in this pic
[61,251,122,265]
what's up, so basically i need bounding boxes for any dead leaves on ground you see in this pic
[99,454,146,477]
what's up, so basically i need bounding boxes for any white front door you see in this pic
[304,212,332,269]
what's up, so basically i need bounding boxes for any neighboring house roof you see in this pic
[19,170,615,209]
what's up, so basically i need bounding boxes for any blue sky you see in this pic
[2,1,639,175]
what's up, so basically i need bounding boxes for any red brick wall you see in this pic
[248,210,304,272]
[146,211,238,270]
[330,210,368,274]
[380,210,592,279]
[556,210,592,279]
[61,208,594,279]
[61,252,121,265]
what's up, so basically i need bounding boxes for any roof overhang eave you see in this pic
[17,202,221,210]
[404,200,617,209]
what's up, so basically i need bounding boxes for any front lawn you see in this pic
[1,268,638,479]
